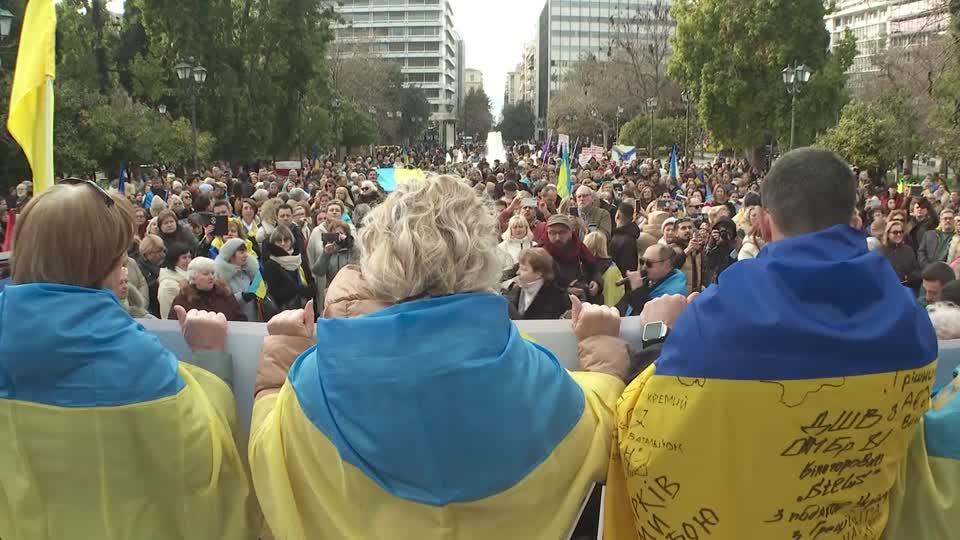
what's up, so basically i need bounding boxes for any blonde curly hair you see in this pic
[359,174,501,303]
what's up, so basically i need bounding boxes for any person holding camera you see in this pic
[704,218,738,285]
[542,214,603,303]
[618,244,689,316]
[676,217,704,293]
[307,219,360,311]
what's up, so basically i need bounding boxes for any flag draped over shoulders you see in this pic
[604,225,938,540]
[250,292,623,539]
[0,284,258,539]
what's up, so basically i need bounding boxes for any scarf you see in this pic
[542,233,594,265]
[518,278,544,316]
[271,253,303,272]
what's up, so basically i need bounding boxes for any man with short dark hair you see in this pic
[920,261,956,306]
[605,148,937,539]
[909,197,938,252]
[610,202,640,275]
[675,217,703,293]
[212,200,231,217]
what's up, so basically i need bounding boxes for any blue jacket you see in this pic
[650,268,687,298]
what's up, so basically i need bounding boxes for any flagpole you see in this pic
[41,76,54,193]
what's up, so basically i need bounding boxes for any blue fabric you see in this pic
[0,278,8,293]
[925,388,960,459]
[143,190,155,209]
[376,169,397,192]
[650,269,687,299]
[655,225,937,380]
[0,283,184,407]
[288,292,586,506]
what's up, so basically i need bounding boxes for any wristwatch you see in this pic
[641,321,670,349]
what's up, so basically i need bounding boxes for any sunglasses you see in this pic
[61,177,114,207]
[642,258,669,268]
[890,230,904,235]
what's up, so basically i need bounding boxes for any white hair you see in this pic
[928,302,960,340]
[187,257,216,284]
[359,174,501,303]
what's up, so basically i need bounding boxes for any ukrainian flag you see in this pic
[0,284,259,539]
[882,372,960,539]
[557,142,572,200]
[377,168,425,193]
[246,269,268,300]
[604,225,938,540]
[249,293,623,539]
[6,0,56,195]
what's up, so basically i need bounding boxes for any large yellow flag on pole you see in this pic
[7,0,57,195]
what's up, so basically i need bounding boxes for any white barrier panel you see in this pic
[140,319,960,434]
[141,318,647,432]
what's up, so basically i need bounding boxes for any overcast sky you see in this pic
[105,0,544,118]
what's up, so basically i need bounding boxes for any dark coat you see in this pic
[137,257,162,318]
[168,283,247,322]
[882,243,922,288]
[908,215,937,252]
[262,242,314,309]
[610,221,641,275]
[505,282,572,320]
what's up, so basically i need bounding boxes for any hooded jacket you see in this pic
[157,266,189,320]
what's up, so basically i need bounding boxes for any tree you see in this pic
[338,101,378,150]
[816,101,900,177]
[498,102,536,142]
[398,86,431,145]
[619,116,697,155]
[461,88,493,141]
[669,0,851,166]
[606,0,675,105]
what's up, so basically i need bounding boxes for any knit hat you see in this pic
[217,238,248,262]
[661,217,677,233]
[647,211,670,230]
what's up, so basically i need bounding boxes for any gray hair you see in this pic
[251,189,269,203]
[928,302,960,340]
[187,257,216,284]
[359,174,501,303]
[288,188,307,202]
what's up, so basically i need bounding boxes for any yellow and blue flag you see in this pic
[669,144,679,180]
[377,167,425,193]
[604,225,938,540]
[0,283,258,539]
[7,0,57,195]
[246,270,268,300]
[557,141,572,200]
[249,293,624,539]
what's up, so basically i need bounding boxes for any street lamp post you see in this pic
[175,58,207,172]
[0,8,14,69]
[158,104,167,115]
[782,62,811,152]
[615,105,624,144]
[646,97,658,158]
[681,90,691,163]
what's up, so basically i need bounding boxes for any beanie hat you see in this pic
[217,238,248,263]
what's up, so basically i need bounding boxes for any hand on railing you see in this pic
[174,306,227,353]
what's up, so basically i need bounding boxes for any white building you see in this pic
[329,0,463,147]
[825,0,950,90]
[464,68,484,96]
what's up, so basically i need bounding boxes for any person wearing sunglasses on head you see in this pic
[0,180,257,539]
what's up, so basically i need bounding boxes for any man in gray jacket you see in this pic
[918,208,955,267]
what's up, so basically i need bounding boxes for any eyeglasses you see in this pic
[890,230,904,236]
[642,258,669,268]
[61,177,114,207]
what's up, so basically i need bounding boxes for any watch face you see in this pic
[643,321,666,342]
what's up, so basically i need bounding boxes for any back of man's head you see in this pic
[761,148,855,237]
[940,279,960,306]
[922,262,955,286]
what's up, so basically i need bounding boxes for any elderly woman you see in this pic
[0,181,255,538]
[249,174,630,539]
[168,257,246,321]
[497,214,536,272]
[215,238,262,322]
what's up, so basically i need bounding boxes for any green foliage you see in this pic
[398,86,431,144]
[498,102,536,142]
[338,101,378,150]
[816,101,899,174]
[619,115,692,154]
[669,0,849,155]
[461,88,494,141]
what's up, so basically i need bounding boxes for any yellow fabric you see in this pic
[249,371,624,540]
[395,168,427,185]
[605,362,936,540]
[601,264,625,307]
[883,422,959,539]
[0,363,259,540]
[7,0,56,195]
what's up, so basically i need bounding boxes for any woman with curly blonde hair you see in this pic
[250,174,631,539]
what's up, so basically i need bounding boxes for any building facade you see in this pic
[825,0,950,90]
[329,0,462,147]
[464,68,484,96]
[535,0,672,125]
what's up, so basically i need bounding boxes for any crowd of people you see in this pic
[0,143,958,539]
